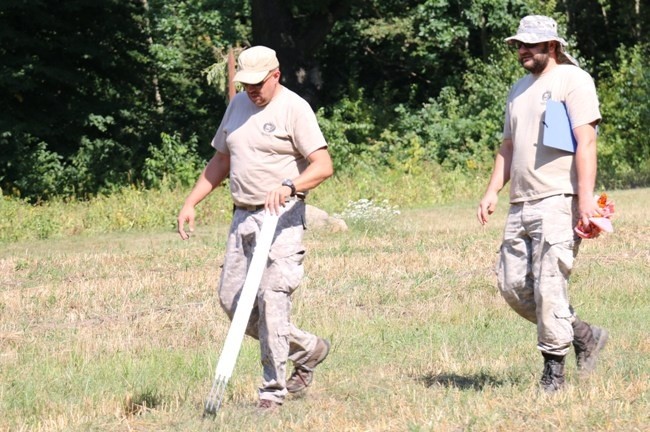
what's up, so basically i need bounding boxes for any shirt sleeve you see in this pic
[290,97,328,157]
[565,69,601,128]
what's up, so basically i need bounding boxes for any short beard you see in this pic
[521,43,550,74]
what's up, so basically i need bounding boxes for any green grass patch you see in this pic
[0,164,487,244]
[0,187,648,431]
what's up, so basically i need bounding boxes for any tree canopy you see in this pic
[1,0,648,201]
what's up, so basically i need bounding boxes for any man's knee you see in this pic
[499,277,537,323]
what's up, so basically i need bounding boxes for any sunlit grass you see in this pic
[0,164,487,244]
[0,188,648,431]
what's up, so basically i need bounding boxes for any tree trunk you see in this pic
[139,0,164,113]
[250,0,351,109]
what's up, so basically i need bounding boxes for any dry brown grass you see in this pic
[1,189,648,431]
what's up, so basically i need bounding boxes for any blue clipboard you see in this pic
[543,100,576,153]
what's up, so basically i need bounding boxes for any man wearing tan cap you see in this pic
[177,46,333,410]
[477,16,608,393]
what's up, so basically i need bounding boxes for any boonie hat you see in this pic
[505,15,567,45]
[505,15,579,66]
[233,46,280,84]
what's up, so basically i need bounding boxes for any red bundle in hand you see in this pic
[574,192,615,239]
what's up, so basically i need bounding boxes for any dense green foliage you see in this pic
[1,0,648,202]
[0,0,243,200]
[597,44,650,188]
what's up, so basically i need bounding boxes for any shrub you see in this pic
[597,43,650,189]
[316,89,380,173]
[376,47,519,176]
[142,132,204,189]
[0,132,65,202]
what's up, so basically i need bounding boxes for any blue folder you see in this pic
[543,100,576,153]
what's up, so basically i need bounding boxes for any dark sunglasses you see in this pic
[514,41,543,50]
[243,72,274,89]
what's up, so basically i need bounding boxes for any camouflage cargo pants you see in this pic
[218,199,320,403]
[497,194,582,356]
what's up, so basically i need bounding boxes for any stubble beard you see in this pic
[520,44,551,75]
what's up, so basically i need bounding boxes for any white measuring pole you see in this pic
[204,212,279,416]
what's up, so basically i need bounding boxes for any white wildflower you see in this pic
[335,199,400,223]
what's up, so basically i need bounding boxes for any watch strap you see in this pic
[281,179,296,197]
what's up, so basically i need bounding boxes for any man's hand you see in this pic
[477,192,499,225]
[265,185,292,215]
[175,151,230,240]
[477,139,510,226]
[574,122,599,237]
[577,192,599,236]
[177,205,196,240]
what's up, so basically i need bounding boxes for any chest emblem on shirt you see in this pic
[541,91,551,102]
[263,122,276,133]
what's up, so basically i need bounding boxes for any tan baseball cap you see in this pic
[233,46,280,84]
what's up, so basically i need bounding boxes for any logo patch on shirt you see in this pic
[263,122,276,133]
[542,91,551,102]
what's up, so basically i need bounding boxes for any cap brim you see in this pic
[505,34,567,46]
[233,70,269,84]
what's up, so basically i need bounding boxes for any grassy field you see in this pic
[1,188,648,431]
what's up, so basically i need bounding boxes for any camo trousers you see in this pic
[497,194,582,356]
[218,199,320,403]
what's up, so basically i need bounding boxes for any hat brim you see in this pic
[233,70,269,84]
[505,34,568,46]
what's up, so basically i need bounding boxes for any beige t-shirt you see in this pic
[504,65,601,203]
[212,87,328,206]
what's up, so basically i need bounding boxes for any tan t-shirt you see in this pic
[212,87,328,206]
[503,65,601,203]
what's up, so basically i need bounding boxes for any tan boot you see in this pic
[286,338,330,393]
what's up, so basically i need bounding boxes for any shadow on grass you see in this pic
[123,389,163,417]
[418,372,507,390]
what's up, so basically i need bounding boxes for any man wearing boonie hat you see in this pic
[177,45,333,410]
[477,15,608,393]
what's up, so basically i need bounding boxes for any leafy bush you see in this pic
[65,135,134,198]
[376,47,519,175]
[316,90,379,173]
[142,132,204,189]
[597,43,650,189]
[0,132,65,202]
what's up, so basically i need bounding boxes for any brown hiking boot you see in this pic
[256,399,281,412]
[573,320,609,376]
[286,338,330,393]
[540,354,566,393]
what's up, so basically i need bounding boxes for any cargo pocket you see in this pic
[541,233,578,278]
[541,198,578,279]
[267,243,305,294]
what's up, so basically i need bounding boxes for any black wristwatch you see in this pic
[281,178,296,197]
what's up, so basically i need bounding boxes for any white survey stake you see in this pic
[204,212,279,416]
